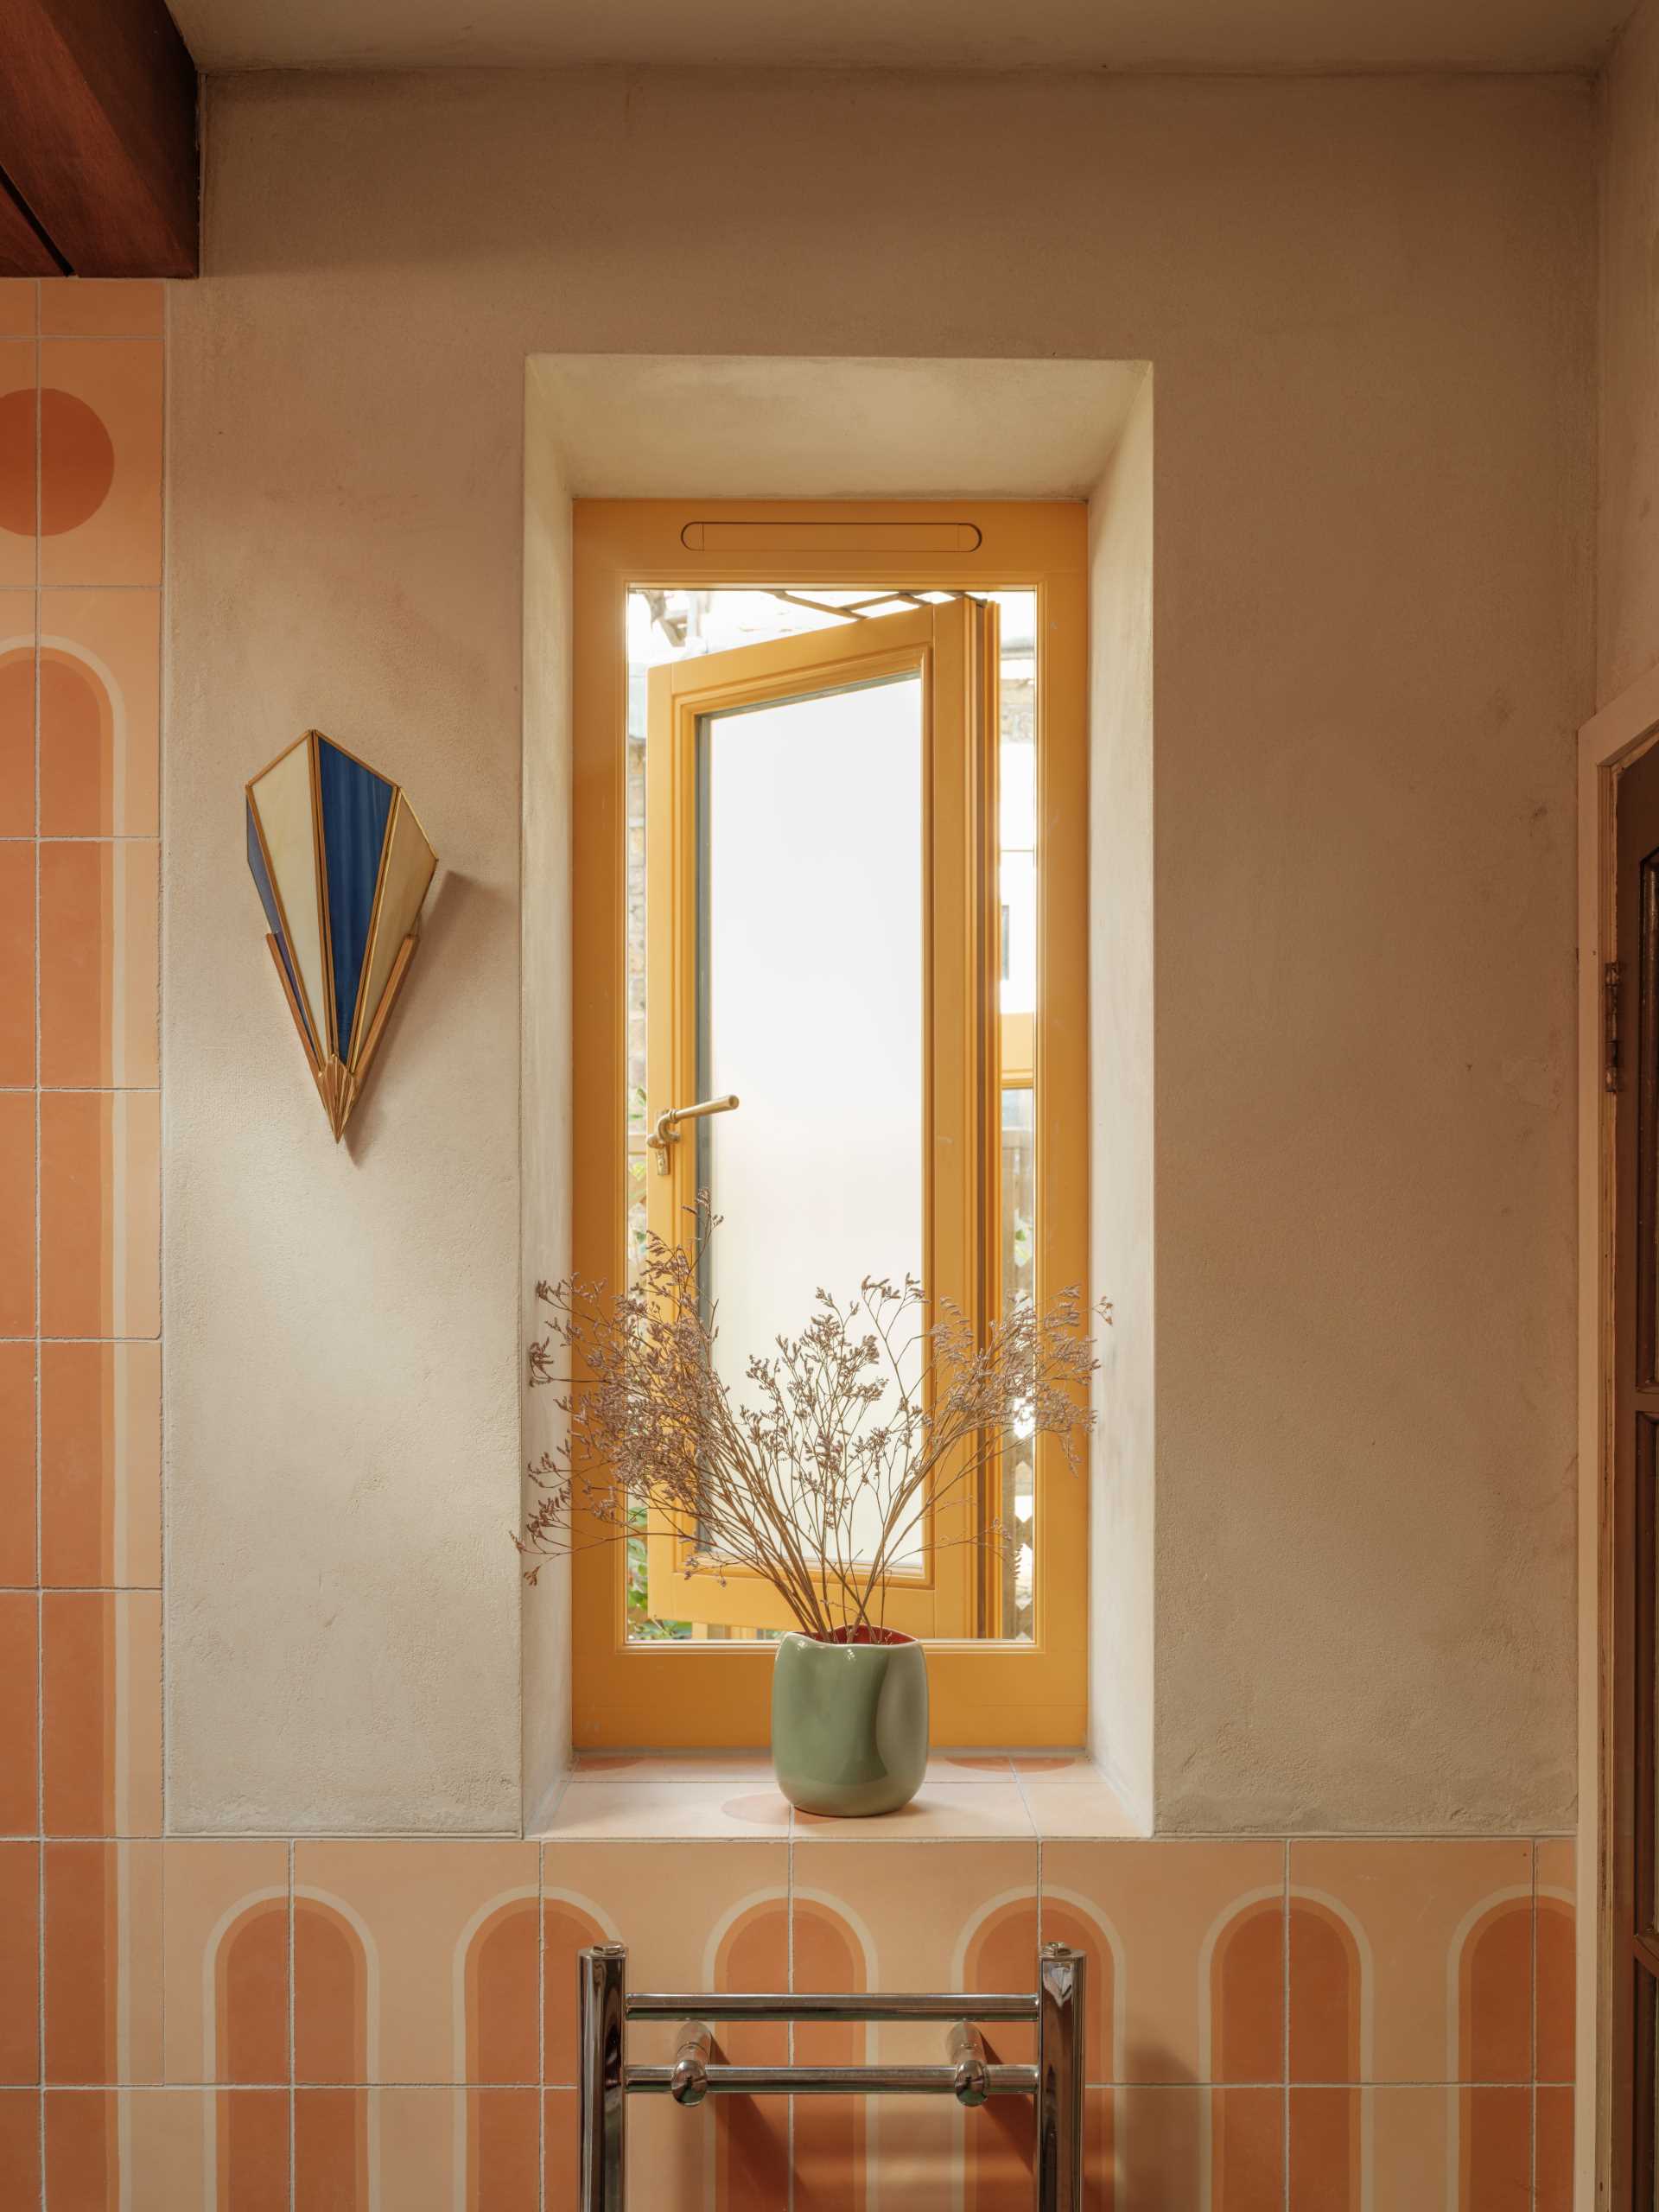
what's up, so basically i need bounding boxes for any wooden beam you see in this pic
[0,0,198,277]
[0,169,63,276]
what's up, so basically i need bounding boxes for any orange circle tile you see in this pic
[39,388,115,535]
[0,388,34,537]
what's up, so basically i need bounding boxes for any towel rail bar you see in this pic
[628,2060,1040,2097]
[626,1988,1040,2024]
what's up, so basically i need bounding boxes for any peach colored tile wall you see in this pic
[0,279,1579,2207]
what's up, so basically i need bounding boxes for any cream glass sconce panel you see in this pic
[245,730,436,1141]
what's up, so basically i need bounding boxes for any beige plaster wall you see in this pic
[1087,372,1155,1826]
[167,65,1592,1833]
[519,368,575,1830]
[1601,0,1659,709]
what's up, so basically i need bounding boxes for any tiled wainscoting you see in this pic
[0,277,1579,2208]
[0,1788,1577,2209]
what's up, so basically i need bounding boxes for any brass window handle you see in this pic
[647,1094,739,1173]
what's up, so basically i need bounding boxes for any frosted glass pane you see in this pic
[698,674,923,1565]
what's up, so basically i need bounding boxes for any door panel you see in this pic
[1615,739,1659,2208]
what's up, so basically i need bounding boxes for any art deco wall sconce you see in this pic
[245,731,436,1141]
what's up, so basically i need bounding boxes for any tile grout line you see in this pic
[1282,1837,1291,2212]
[1531,1836,1539,2211]
[30,277,43,2212]
[786,1799,795,2212]
[22,2073,1571,2092]
[289,1839,296,2212]
[537,1839,545,2212]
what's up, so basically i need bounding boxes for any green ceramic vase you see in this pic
[770,1628,929,1817]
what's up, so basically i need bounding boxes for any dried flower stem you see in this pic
[520,1205,1108,1638]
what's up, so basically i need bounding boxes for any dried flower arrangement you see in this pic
[520,1208,1108,1639]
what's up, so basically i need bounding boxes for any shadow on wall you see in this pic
[340,868,502,1163]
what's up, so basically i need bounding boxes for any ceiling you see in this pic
[170,0,1633,76]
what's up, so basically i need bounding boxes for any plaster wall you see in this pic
[520,368,574,1829]
[166,66,1592,1833]
[1087,372,1155,1826]
[1600,0,1659,709]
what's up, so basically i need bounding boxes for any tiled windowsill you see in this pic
[532,1752,1141,1841]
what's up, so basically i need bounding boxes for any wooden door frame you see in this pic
[1580,660,1659,2209]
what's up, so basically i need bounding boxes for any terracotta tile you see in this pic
[296,1840,539,2086]
[1320,2085,1531,2211]
[0,1592,39,1832]
[542,1778,791,1839]
[41,283,164,341]
[793,1838,1039,2207]
[1290,2086,1360,2211]
[37,343,161,589]
[162,1843,289,2086]
[0,1339,35,1586]
[0,344,35,587]
[42,1591,161,1835]
[41,1341,162,1588]
[295,2088,368,2210]
[397,2088,537,2212]
[45,2085,284,2212]
[0,1090,35,1337]
[1290,1840,1533,2085]
[120,2087,211,2212]
[543,1836,790,2210]
[0,1842,41,2082]
[1043,1840,1285,2084]
[205,2088,291,2212]
[40,841,158,1087]
[1537,2083,1573,2212]
[0,839,33,1085]
[1110,2085,1284,2209]
[1291,2082,1536,2210]
[44,2087,119,2205]
[43,1840,163,2083]
[1017,1776,1141,1840]
[1080,2088,1114,2212]
[929,1751,1016,1777]
[544,2088,577,2206]
[296,2087,537,2212]
[626,2045,787,2210]
[0,283,36,339]
[793,1838,1038,2059]
[572,1750,775,1781]
[791,1782,1033,1840]
[0,594,33,836]
[40,1090,160,1338]
[39,590,160,837]
[806,2087,1032,2210]
[0,2088,40,2199]
[542,1840,788,2073]
[1536,1838,1575,2083]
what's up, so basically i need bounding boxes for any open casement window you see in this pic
[571,500,1088,1748]
[640,603,999,1637]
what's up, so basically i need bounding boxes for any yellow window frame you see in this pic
[642,601,996,1638]
[571,499,1089,1748]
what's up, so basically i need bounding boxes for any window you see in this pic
[572,503,1087,1746]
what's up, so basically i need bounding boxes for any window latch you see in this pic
[647,1094,740,1174]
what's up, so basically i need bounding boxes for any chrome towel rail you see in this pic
[626,1988,1041,2023]
[577,1940,1085,2211]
